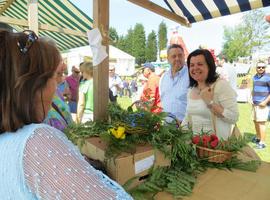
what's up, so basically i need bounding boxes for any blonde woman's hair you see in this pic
[80,62,93,77]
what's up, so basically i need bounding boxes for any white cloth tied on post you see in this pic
[87,28,108,66]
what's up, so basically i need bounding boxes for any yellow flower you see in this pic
[117,126,125,135]
[120,133,126,140]
[109,126,126,139]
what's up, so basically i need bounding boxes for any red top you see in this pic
[140,73,162,113]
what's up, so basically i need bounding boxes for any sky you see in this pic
[71,0,270,55]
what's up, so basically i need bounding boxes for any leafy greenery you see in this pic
[194,131,248,152]
[65,103,261,199]
[117,35,128,53]
[158,21,167,55]
[64,120,109,146]
[126,166,197,200]
[116,28,134,56]
[132,23,146,65]
[199,157,261,172]
[125,28,134,56]
[222,9,270,61]
[218,135,248,152]
[109,27,119,46]
[145,30,158,62]
[114,21,169,64]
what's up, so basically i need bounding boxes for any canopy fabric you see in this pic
[0,0,93,51]
[164,0,270,23]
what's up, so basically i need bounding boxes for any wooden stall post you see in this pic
[27,0,38,34]
[93,0,109,121]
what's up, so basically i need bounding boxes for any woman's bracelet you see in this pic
[207,100,214,108]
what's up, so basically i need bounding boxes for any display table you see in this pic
[156,162,270,200]
[236,88,251,103]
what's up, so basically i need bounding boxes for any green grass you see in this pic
[237,103,270,162]
[118,97,270,162]
[117,96,132,109]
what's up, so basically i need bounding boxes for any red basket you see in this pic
[196,146,233,163]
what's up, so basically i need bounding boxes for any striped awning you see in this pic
[164,0,270,24]
[0,0,93,51]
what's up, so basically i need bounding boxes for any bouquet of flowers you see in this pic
[191,132,246,163]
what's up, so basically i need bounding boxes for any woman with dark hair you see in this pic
[182,49,238,139]
[0,30,132,199]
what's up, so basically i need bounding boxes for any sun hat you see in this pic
[143,63,155,71]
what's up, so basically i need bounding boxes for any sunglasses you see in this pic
[17,30,38,54]
[74,71,80,74]
[257,66,265,69]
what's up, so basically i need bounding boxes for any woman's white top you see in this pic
[187,98,213,134]
[183,79,239,139]
[0,123,132,200]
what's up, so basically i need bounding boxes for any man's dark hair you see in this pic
[167,44,184,54]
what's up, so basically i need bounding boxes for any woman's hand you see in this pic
[200,87,224,118]
[209,103,224,118]
[200,87,212,104]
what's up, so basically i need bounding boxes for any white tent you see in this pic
[62,45,135,76]
[235,63,251,77]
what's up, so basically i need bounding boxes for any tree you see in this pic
[116,35,127,52]
[109,27,119,46]
[222,9,270,61]
[222,26,249,62]
[158,21,167,54]
[116,28,134,55]
[132,23,146,65]
[145,30,157,62]
[125,28,134,56]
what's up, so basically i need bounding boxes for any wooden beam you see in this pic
[28,0,39,34]
[0,0,15,14]
[0,16,87,37]
[127,0,190,27]
[0,16,28,27]
[39,24,87,37]
[93,0,109,121]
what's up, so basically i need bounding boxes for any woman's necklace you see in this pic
[195,87,201,95]
[196,85,211,95]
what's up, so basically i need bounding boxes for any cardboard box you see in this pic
[81,137,171,186]
[155,192,174,200]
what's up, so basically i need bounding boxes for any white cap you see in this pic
[257,62,266,67]
[109,63,115,70]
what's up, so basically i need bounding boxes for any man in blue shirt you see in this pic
[159,44,189,122]
[252,62,270,149]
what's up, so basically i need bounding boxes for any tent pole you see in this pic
[93,0,109,121]
[27,0,38,34]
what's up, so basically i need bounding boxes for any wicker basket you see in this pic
[196,146,233,163]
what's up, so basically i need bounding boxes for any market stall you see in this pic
[65,103,266,200]
[1,1,270,199]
